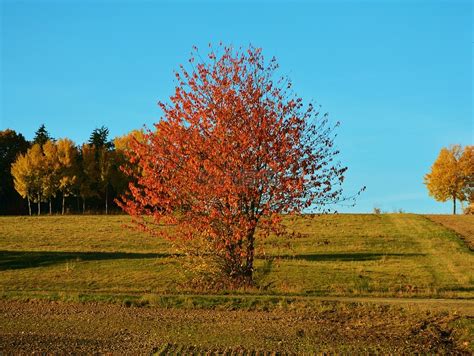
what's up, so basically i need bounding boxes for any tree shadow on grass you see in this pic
[269,252,425,262]
[0,250,172,271]
[442,286,474,292]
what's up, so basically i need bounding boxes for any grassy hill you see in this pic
[0,214,472,301]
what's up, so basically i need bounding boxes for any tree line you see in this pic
[1,124,137,215]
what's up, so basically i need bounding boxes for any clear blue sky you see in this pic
[1,0,472,213]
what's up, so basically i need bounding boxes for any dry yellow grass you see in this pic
[425,215,474,250]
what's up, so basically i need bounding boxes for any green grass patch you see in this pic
[0,214,472,299]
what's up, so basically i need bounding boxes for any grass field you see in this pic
[1,214,472,300]
[0,213,473,353]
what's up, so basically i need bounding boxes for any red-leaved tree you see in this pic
[119,45,360,286]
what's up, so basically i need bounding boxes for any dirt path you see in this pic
[125,293,474,315]
[298,295,474,315]
[0,299,471,354]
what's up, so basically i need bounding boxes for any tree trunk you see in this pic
[37,195,41,216]
[27,196,31,216]
[105,185,108,215]
[62,194,65,215]
[49,199,52,215]
[243,226,256,285]
[453,196,457,215]
[82,198,86,214]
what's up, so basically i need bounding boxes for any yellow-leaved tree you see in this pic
[459,145,474,213]
[424,145,473,214]
[113,129,145,180]
[11,144,45,215]
[57,138,79,214]
[42,140,61,215]
[98,146,113,214]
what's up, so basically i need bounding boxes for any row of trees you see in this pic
[424,145,473,214]
[2,125,136,215]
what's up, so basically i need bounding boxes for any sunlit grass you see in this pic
[0,214,472,299]
[426,214,474,250]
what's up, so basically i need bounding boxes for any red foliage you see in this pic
[119,45,354,284]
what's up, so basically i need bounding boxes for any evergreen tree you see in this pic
[89,126,113,150]
[78,144,99,213]
[33,124,53,146]
[88,126,115,213]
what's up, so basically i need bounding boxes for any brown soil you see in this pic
[0,299,471,354]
